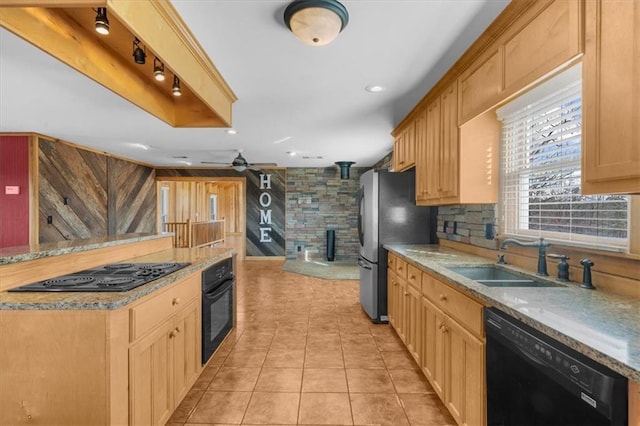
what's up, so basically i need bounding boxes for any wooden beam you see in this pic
[107,0,236,126]
[0,1,236,128]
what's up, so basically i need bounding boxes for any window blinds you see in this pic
[498,78,628,251]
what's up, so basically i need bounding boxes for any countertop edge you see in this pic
[384,244,640,383]
[0,233,172,265]
[0,248,235,311]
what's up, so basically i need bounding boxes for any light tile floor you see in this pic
[167,260,455,426]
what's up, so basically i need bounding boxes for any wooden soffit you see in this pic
[0,0,237,128]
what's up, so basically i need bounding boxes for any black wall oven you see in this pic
[485,307,627,426]
[202,258,234,365]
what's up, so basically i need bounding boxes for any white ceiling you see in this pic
[0,0,509,169]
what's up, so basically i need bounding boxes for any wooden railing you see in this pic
[162,219,225,248]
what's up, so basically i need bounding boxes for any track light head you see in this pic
[94,7,109,35]
[132,37,146,64]
[153,57,165,81]
[172,76,182,96]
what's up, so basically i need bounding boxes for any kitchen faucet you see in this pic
[500,237,551,276]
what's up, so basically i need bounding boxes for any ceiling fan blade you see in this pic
[200,161,232,165]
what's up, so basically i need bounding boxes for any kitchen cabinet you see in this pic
[422,271,485,426]
[582,0,640,194]
[130,274,201,426]
[459,0,582,124]
[392,121,416,172]
[387,252,485,426]
[416,82,460,206]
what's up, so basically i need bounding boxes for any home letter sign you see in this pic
[259,174,272,242]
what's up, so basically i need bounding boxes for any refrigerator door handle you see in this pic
[358,259,372,270]
[357,188,365,247]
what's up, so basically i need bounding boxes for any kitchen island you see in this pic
[0,234,236,425]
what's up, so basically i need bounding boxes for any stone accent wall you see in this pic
[372,151,393,171]
[436,204,499,250]
[286,167,366,261]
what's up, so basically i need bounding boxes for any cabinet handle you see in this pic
[404,291,409,296]
[410,275,416,280]
[442,326,448,334]
[175,326,181,333]
[439,294,447,302]
[172,298,180,306]
[169,330,176,339]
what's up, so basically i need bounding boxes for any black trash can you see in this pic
[326,229,335,261]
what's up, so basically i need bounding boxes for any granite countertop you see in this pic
[385,244,640,382]
[0,233,173,265]
[0,247,235,311]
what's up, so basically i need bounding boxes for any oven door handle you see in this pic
[203,277,234,299]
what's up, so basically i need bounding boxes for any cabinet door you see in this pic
[421,296,446,400]
[172,299,201,406]
[415,108,429,203]
[503,0,582,93]
[402,123,416,169]
[387,270,399,330]
[439,82,459,203]
[425,97,442,203]
[445,317,485,426]
[459,46,504,124]
[582,0,640,194]
[396,278,408,343]
[393,136,403,171]
[405,282,421,364]
[130,320,173,426]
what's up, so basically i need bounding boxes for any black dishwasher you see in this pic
[201,258,234,365]
[484,307,628,426]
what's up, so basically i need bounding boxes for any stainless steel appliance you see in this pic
[357,169,436,323]
[8,262,191,292]
[485,307,628,425]
[201,258,234,364]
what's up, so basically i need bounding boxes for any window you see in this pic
[160,186,170,225]
[498,66,628,251]
[209,194,218,221]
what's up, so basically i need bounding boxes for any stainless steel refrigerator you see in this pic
[357,169,436,323]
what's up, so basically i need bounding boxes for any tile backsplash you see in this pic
[436,204,498,250]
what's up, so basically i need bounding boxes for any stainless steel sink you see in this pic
[447,266,563,288]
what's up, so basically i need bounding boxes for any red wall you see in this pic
[0,136,30,248]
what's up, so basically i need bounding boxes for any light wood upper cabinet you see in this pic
[416,81,464,206]
[458,0,582,124]
[582,0,640,194]
[503,0,582,94]
[393,121,416,172]
[459,46,504,124]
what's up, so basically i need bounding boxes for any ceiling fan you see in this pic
[201,151,277,172]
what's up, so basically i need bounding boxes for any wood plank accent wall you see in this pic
[38,137,108,242]
[107,157,156,235]
[0,135,30,248]
[38,137,156,243]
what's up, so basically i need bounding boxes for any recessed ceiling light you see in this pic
[176,160,192,166]
[131,143,150,150]
[365,85,386,93]
[287,151,296,156]
[226,129,237,135]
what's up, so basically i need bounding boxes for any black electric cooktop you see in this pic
[9,262,191,293]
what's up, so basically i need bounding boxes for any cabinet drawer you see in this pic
[395,258,408,280]
[407,264,421,290]
[130,273,200,342]
[387,253,396,270]
[431,278,484,337]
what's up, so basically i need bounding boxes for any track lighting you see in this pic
[153,57,165,81]
[94,7,109,35]
[172,76,182,96]
[132,37,146,64]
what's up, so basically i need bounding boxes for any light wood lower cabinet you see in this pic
[0,271,203,425]
[388,253,485,426]
[130,298,200,426]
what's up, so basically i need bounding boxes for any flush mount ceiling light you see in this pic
[132,37,146,64]
[172,76,182,96]
[284,0,349,46]
[94,7,109,35]
[226,129,238,135]
[153,57,165,81]
[365,85,386,93]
